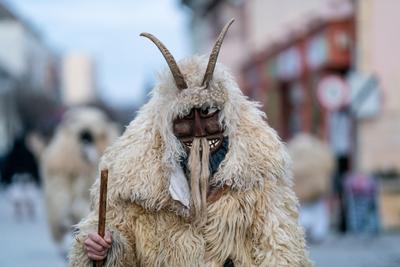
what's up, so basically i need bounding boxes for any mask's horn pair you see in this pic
[140,19,234,90]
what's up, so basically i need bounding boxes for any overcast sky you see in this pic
[8,0,190,107]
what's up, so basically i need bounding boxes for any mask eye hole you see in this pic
[79,129,93,144]
[200,107,218,117]
[179,109,194,119]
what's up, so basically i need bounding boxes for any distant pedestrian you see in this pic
[7,173,38,222]
[344,172,380,234]
[288,133,335,243]
[0,134,40,186]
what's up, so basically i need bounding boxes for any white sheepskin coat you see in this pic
[288,133,335,203]
[69,56,312,267]
[42,107,119,243]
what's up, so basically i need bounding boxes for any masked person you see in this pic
[42,107,119,255]
[288,133,335,243]
[69,20,311,267]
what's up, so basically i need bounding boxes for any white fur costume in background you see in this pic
[288,134,335,243]
[69,57,312,266]
[42,107,119,246]
[288,134,335,204]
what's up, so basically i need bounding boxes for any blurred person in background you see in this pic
[0,133,40,186]
[288,133,335,243]
[344,171,380,235]
[7,173,38,222]
[41,106,119,256]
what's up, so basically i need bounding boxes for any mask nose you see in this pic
[194,109,206,137]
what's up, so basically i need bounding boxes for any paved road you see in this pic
[310,234,400,267]
[0,188,400,267]
[0,188,66,267]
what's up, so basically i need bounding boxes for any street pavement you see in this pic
[0,188,400,267]
[310,234,400,267]
[0,188,66,267]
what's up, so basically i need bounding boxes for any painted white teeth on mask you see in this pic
[208,141,212,148]
[206,138,220,149]
[184,141,192,148]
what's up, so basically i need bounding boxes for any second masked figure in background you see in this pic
[288,133,335,243]
[42,107,119,255]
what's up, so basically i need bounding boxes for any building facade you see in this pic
[184,0,400,229]
[61,54,97,105]
[356,0,400,173]
[182,0,249,79]
[355,0,400,229]
[0,2,59,156]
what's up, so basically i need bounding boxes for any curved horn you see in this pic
[140,33,188,90]
[202,19,235,88]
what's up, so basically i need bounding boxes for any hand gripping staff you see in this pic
[93,169,108,267]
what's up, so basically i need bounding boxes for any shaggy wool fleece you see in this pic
[42,107,119,243]
[69,56,312,267]
[288,133,335,203]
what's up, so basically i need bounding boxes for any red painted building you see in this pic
[242,15,355,142]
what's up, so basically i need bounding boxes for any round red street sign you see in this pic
[317,75,349,111]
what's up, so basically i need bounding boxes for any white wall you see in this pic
[0,21,25,77]
[244,0,333,54]
[0,18,54,154]
[0,20,53,90]
[62,54,96,105]
[357,0,400,171]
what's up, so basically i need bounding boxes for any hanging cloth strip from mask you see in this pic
[180,137,229,176]
[180,137,229,204]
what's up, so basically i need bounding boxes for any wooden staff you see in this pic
[93,169,108,267]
